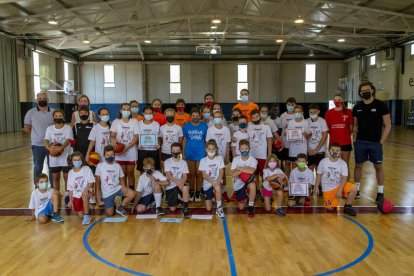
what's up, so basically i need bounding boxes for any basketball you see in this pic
[239,172,255,184]
[377,199,394,214]
[269,175,288,190]
[87,152,100,166]
[273,139,283,151]
[115,142,126,153]
[49,142,62,157]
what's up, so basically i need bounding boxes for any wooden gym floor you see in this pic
[0,127,414,275]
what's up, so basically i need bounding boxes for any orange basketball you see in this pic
[88,152,100,166]
[115,142,126,153]
[269,175,288,190]
[49,142,62,157]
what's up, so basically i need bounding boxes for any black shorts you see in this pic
[166,186,182,207]
[161,152,172,162]
[341,144,353,152]
[235,185,248,202]
[138,193,155,206]
[203,186,214,200]
[50,166,70,174]
[276,148,289,161]
[137,150,160,172]
[308,153,325,167]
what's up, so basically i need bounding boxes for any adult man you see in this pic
[232,89,259,122]
[353,81,391,203]
[24,92,55,185]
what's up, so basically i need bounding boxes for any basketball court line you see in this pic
[221,217,237,276]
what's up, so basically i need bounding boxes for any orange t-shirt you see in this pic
[135,115,144,121]
[174,113,191,127]
[153,113,166,126]
[233,102,259,122]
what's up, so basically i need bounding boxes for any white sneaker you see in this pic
[216,207,225,218]
[89,195,96,204]
[195,194,202,202]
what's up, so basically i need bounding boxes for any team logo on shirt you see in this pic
[73,176,85,193]
[188,130,203,140]
[104,170,118,187]
[341,114,348,122]
[120,127,133,144]
[207,164,218,179]
[326,166,341,185]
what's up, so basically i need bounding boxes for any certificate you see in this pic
[140,134,157,147]
[289,182,309,196]
[287,128,303,141]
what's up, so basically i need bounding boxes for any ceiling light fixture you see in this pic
[82,35,90,44]
[294,15,304,24]
[309,49,314,57]
[276,38,284,43]
[210,25,218,29]
[211,18,221,24]
[144,39,152,44]
[48,14,58,25]
[337,38,346,42]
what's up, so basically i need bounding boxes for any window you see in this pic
[63,61,69,92]
[33,51,41,95]
[369,55,376,66]
[410,44,414,55]
[237,64,248,99]
[305,64,316,93]
[170,64,181,94]
[104,65,115,87]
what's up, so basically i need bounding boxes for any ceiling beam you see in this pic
[277,40,286,60]
[79,43,123,57]
[302,43,345,57]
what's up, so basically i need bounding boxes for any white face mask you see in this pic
[310,114,318,120]
[241,95,249,102]
[207,151,216,157]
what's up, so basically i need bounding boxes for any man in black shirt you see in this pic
[352,81,391,204]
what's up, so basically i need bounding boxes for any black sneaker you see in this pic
[375,193,384,204]
[156,207,165,216]
[247,206,255,218]
[182,207,191,218]
[344,205,357,216]
[355,190,361,199]
[275,207,286,217]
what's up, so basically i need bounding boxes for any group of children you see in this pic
[27,90,359,225]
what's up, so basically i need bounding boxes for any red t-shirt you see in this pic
[153,113,166,126]
[324,108,353,145]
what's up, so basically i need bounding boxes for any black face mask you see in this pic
[191,118,200,124]
[38,100,48,107]
[80,115,89,121]
[232,116,239,122]
[361,92,372,100]
[270,110,279,120]
[171,152,180,159]
[145,169,154,175]
[252,119,261,125]
[105,156,115,163]
[54,118,64,124]
[166,116,175,123]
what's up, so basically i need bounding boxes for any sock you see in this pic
[355,182,360,191]
[154,193,162,208]
[378,186,384,193]
[248,201,254,207]
[217,200,222,208]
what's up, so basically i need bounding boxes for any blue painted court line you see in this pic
[221,217,238,276]
[83,217,151,276]
[315,215,374,276]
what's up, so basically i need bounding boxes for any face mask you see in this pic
[361,91,372,100]
[241,95,249,102]
[79,101,88,106]
[80,114,89,121]
[192,117,200,124]
[105,156,115,163]
[260,113,267,119]
[153,107,161,113]
[203,113,211,120]
[270,110,279,120]
[205,101,213,107]
[177,106,185,112]
[287,105,294,112]
[213,118,222,125]
[294,112,302,119]
[38,100,48,107]
[145,168,154,175]
[38,182,48,190]
[166,116,174,123]
[232,116,239,122]
[310,114,318,120]
[144,114,153,121]
[252,119,261,125]
[240,151,249,157]
[268,161,277,169]
[73,160,82,168]
[172,152,180,159]
[54,118,64,124]
[239,122,248,129]
[100,115,110,122]
[330,152,340,158]
[122,111,131,118]
[297,162,307,169]
[207,151,216,157]
[334,102,343,108]
[131,107,139,113]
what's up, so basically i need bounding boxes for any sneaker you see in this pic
[195,192,202,202]
[222,191,230,202]
[275,207,286,217]
[156,207,165,216]
[344,205,357,216]
[375,193,384,204]
[355,190,361,199]
[64,195,70,207]
[51,213,64,223]
[247,206,255,218]
[82,215,91,225]
[182,207,191,218]
[216,207,225,218]
[89,195,96,204]
[116,205,129,217]
[230,192,236,201]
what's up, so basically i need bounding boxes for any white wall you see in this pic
[401,44,414,100]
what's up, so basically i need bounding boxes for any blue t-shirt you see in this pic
[183,121,208,161]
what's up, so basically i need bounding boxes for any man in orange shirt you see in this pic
[232,89,259,122]
[174,98,191,127]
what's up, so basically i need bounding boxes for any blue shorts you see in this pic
[354,140,383,164]
[103,189,124,209]
[235,185,248,202]
[138,193,155,206]
[37,201,54,218]
[203,186,214,200]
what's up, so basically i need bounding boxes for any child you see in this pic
[211,102,228,127]
[152,98,166,126]
[199,140,226,217]
[26,173,64,223]
[133,157,169,215]
[315,143,357,216]
[130,100,144,121]
[262,154,286,216]
[288,153,314,207]
[259,105,279,138]
[67,152,94,225]
[279,97,297,175]
[174,98,191,127]
[95,145,135,217]
[71,95,96,126]
[110,103,139,190]
[44,109,73,207]
[183,108,208,202]
[164,143,191,218]
[204,93,215,108]
[230,139,257,217]
[160,108,183,169]
[229,108,242,134]
[286,105,311,170]
[307,103,328,172]
[73,106,94,158]
[137,106,161,172]
[202,105,212,125]
[231,116,249,158]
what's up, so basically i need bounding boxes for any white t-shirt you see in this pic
[137,120,160,151]
[231,156,258,191]
[263,168,286,191]
[163,158,189,190]
[247,123,272,159]
[67,166,95,198]
[199,155,226,191]
[45,124,73,167]
[110,119,139,161]
[88,123,111,161]
[228,123,239,135]
[307,117,328,152]
[317,157,348,192]
[263,117,278,134]
[28,188,54,218]
[272,116,282,129]
[280,112,296,148]
[287,119,310,158]
[136,170,167,197]
[206,125,231,158]
[289,167,315,187]
[231,130,250,156]
[160,123,183,154]
[95,162,124,198]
